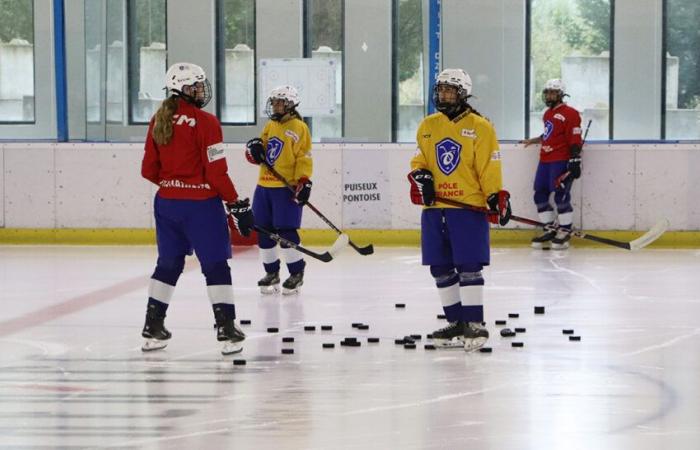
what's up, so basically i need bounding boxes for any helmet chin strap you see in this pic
[436,100,467,119]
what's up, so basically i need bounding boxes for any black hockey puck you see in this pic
[342,341,361,347]
[426,334,433,339]
[395,303,406,308]
[515,327,527,333]
[508,313,519,318]
[351,322,362,328]
[240,319,252,325]
[321,325,333,331]
[410,334,421,340]
[267,327,279,333]
[233,359,246,366]
[562,329,574,335]
[436,314,446,319]
[495,320,507,325]
[404,343,416,349]
[534,306,545,314]
[394,339,405,345]
[282,337,295,343]
[368,337,380,343]
[424,344,436,350]
[479,347,493,353]
[281,348,294,354]
[511,342,524,347]
[304,326,316,331]
[569,336,581,341]
[357,325,369,330]
[500,328,515,337]
[344,337,357,343]
[323,343,335,349]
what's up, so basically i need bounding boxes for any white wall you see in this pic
[1,142,698,231]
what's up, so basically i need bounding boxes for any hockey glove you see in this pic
[227,198,255,237]
[295,177,313,205]
[487,190,512,226]
[566,157,581,179]
[407,169,436,206]
[245,138,266,165]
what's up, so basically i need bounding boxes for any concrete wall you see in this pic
[1,142,698,231]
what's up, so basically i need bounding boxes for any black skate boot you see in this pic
[141,306,171,352]
[214,309,245,355]
[551,229,571,250]
[282,271,304,295]
[430,321,466,348]
[258,271,280,294]
[463,322,489,351]
[531,229,556,249]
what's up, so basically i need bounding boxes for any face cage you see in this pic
[175,80,212,108]
[542,89,563,107]
[265,98,295,121]
[432,83,467,113]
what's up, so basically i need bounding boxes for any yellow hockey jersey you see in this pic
[411,110,503,208]
[257,117,313,187]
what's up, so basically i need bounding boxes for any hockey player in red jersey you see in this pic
[140,62,254,355]
[520,79,582,250]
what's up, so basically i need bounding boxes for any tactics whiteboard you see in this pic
[259,58,337,117]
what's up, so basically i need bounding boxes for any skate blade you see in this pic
[221,341,243,355]
[531,241,551,250]
[259,284,280,295]
[551,242,570,250]
[141,338,168,352]
[463,337,488,352]
[432,338,465,349]
[282,284,302,295]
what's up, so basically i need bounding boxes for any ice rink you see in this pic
[1,244,699,449]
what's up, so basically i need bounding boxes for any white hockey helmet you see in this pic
[165,62,211,107]
[265,85,301,120]
[543,78,566,93]
[435,68,473,97]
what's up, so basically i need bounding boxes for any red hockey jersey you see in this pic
[142,99,238,203]
[539,103,582,163]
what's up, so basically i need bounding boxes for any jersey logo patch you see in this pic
[173,114,196,127]
[266,137,284,165]
[543,120,554,140]
[435,138,462,176]
[284,129,300,143]
[461,129,476,138]
[207,143,225,163]
[554,113,566,122]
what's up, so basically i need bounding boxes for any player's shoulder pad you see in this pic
[194,107,221,127]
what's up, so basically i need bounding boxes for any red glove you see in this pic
[486,190,512,226]
[245,138,265,165]
[407,169,435,206]
[295,177,312,205]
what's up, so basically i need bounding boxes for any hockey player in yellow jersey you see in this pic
[245,85,313,294]
[408,68,511,351]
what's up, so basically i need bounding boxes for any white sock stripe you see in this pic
[558,211,573,227]
[260,246,279,265]
[207,285,235,304]
[459,285,483,307]
[280,246,303,264]
[539,210,555,224]
[148,279,174,304]
[437,283,460,308]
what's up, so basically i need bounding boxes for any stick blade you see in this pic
[328,233,350,257]
[629,218,670,251]
[352,242,374,255]
[316,252,333,263]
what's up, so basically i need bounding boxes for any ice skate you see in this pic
[215,315,245,355]
[430,321,466,348]
[282,271,304,295]
[551,229,571,250]
[258,271,280,294]
[463,322,489,351]
[141,309,171,352]
[531,229,556,249]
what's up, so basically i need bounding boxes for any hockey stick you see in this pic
[555,119,592,189]
[253,225,348,263]
[434,196,669,251]
[261,162,374,255]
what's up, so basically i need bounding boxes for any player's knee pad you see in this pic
[201,260,232,286]
[277,229,300,248]
[152,256,185,285]
[456,263,484,286]
[430,265,458,288]
[534,190,552,212]
[258,231,277,249]
[554,190,573,213]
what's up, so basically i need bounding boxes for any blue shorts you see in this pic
[252,186,303,230]
[154,195,232,265]
[421,208,490,267]
[533,160,569,193]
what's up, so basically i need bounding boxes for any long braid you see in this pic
[152,96,179,146]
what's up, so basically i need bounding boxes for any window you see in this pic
[664,0,700,139]
[528,0,611,139]
[0,0,34,123]
[393,0,424,142]
[128,0,166,124]
[217,0,256,124]
[304,0,343,141]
